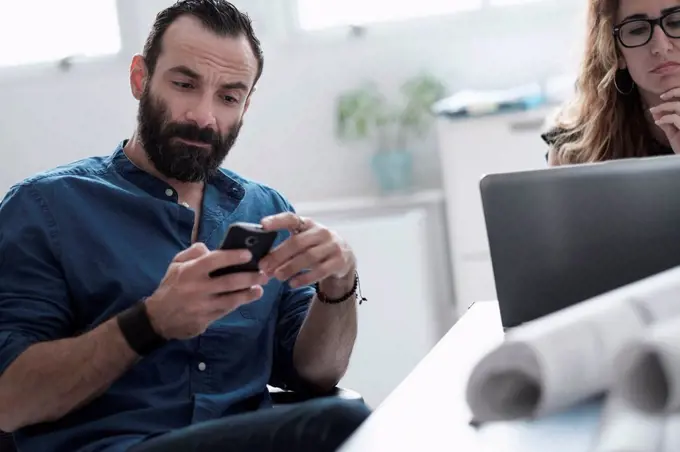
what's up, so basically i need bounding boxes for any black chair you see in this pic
[268,385,363,405]
[0,386,363,452]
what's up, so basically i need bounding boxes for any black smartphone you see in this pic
[208,222,278,278]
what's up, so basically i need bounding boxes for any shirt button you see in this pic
[165,188,174,197]
[197,362,206,371]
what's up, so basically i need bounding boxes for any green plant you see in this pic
[335,74,447,152]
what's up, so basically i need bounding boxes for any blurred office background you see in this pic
[0,0,585,409]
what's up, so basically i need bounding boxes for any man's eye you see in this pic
[172,81,194,89]
[222,96,238,104]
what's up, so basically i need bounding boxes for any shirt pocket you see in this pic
[234,279,280,323]
[203,281,280,341]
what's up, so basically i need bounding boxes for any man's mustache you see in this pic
[165,123,221,147]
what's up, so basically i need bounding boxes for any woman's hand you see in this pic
[650,88,680,153]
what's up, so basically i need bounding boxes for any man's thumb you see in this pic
[173,242,210,263]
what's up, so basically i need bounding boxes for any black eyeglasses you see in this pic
[613,9,680,48]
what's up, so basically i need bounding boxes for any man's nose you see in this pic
[185,95,217,130]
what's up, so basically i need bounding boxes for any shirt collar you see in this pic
[109,139,245,203]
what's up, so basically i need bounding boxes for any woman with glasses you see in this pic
[544,0,680,165]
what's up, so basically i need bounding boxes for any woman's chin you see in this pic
[647,74,680,94]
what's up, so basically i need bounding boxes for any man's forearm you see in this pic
[0,317,138,432]
[293,282,358,391]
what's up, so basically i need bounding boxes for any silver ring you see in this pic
[293,215,306,234]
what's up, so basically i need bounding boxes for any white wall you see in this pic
[0,0,586,203]
[310,207,445,408]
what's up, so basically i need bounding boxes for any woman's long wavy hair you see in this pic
[551,0,653,164]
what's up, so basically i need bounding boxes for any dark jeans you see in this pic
[129,398,371,452]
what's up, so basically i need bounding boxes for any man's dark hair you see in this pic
[142,0,264,86]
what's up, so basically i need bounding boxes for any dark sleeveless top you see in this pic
[540,127,674,162]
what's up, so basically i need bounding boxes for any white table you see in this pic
[339,301,604,452]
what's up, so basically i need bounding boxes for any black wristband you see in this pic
[116,299,167,356]
[315,272,366,305]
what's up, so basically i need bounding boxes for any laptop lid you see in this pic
[480,155,680,328]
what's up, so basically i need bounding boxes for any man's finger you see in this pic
[173,242,210,263]
[289,258,339,288]
[261,212,306,231]
[190,249,253,275]
[272,242,335,281]
[205,270,269,295]
[259,229,322,274]
[208,286,264,316]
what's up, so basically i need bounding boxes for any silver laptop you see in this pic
[480,155,680,328]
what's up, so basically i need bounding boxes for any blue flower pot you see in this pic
[371,150,414,193]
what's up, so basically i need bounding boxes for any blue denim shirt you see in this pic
[0,141,315,452]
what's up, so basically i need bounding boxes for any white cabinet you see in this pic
[435,106,556,315]
[295,191,454,409]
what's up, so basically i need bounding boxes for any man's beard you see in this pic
[137,87,242,183]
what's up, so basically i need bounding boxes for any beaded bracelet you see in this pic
[314,272,367,305]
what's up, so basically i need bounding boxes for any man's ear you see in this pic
[130,54,149,100]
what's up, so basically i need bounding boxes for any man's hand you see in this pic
[145,243,269,340]
[258,213,357,293]
[650,88,680,153]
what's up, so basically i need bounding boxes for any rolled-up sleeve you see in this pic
[270,280,314,391]
[0,183,72,377]
[266,190,315,391]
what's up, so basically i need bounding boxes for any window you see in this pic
[0,0,121,69]
[297,0,545,31]
[490,0,543,5]
[297,0,483,31]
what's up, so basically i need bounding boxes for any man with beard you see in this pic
[0,1,370,452]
